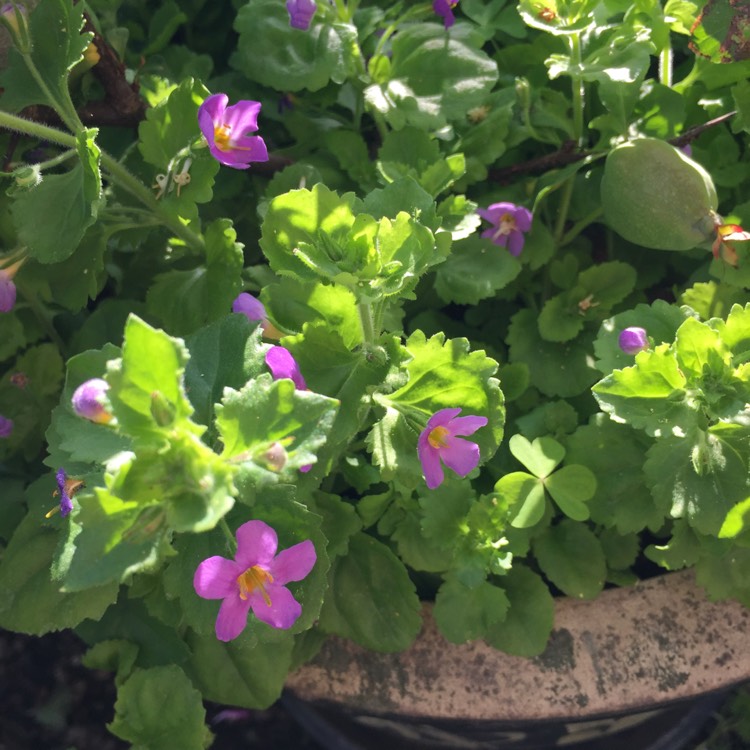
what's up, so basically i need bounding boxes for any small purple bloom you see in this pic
[680,144,692,158]
[286,0,317,30]
[0,414,13,438]
[233,292,266,322]
[417,408,487,490]
[266,346,307,390]
[433,0,458,28]
[193,520,316,641]
[56,468,73,517]
[477,202,533,256]
[618,327,649,355]
[198,94,269,169]
[71,378,112,424]
[0,270,16,312]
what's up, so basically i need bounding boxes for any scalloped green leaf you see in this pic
[232,0,358,92]
[434,578,509,643]
[317,532,421,652]
[108,666,211,750]
[533,520,606,599]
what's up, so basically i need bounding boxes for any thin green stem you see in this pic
[17,283,67,355]
[21,54,83,134]
[560,206,603,247]
[553,176,575,246]
[219,517,237,554]
[0,110,205,253]
[659,45,673,89]
[569,33,585,145]
[358,301,376,345]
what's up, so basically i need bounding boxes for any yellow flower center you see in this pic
[492,213,516,241]
[237,566,274,606]
[428,425,451,449]
[213,124,233,151]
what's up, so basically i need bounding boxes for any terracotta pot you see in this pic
[284,571,750,749]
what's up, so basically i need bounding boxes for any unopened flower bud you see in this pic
[72,378,113,424]
[13,164,42,189]
[0,3,30,54]
[150,390,176,427]
[261,442,288,473]
[618,327,649,355]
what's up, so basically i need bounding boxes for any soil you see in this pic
[0,629,321,750]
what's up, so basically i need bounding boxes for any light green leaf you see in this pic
[545,464,595,521]
[509,434,565,477]
[434,578,509,643]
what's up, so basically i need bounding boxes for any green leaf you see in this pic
[364,24,498,129]
[108,666,211,750]
[143,1,188,56]
[318,532,421,651]
[592,344,693,436]
[147,218,244,335]
[433,578,509,643]
[11,129,103,264]
[434,235,522,305]
[259,183,359,284]
[695,544,750,608]
[0,0,92,111]
[533,520,606,599]
[498,472,546,529]
[719,496,750,539]
[484,565,554,657]
[185,628,294,708]
[644,427,750,535]
[263,279,362,348]
[545,464,595,521]
[509,434,565,478]
[508,309,600,398]
[566,419,664,533]
[645,520,701,570]
[232,0,358,92]
[0,508,117,635]
[107,315,198,443]
[594,300,691,375]
[184,315,266,430]
[216,374,338,488]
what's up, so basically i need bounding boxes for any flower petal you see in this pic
[425,407,463,431]
[440,435,481,478]
[512,206,533,232]
[269,540,316,585]
[447,414,488,436]
[418,438,444,489]
[507,230,525,256]
[235,520,278,569]
[194,556,240,599]
[266,346,307,390]
[215,592,252,641]
[198,94,227,142]
[233,292,265,321]
[249,585,302,629]
[230,135,269,163]
[222,100,262,136]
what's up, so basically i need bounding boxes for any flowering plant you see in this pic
[1,0,750,744]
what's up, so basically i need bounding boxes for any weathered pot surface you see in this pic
[285,570,750,746]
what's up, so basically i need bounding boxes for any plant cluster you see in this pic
[0,0,750,745]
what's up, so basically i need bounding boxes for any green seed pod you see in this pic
[601,138,718,251]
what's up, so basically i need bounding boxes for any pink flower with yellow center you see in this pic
[198,94,269,169]
[417,408,488,489]
[477,202,533,256]
[193,520,316,641]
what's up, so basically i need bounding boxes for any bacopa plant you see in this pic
[0,0,749,745]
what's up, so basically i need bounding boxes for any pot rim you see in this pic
[286,570,750,721]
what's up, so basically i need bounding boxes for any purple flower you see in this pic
[198,94,269,169]
[0,414,12,438]
[193,520,316,641]
[266,346,307,390]
[56,468,73,517]
[286,0,317,30]
[71,378,113,424]
[0,270,16,312]
[433,0,458,28]
[233,292,266,322]
[477,202,533,256]
[618,327,649,355]
[418,408,488,490]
